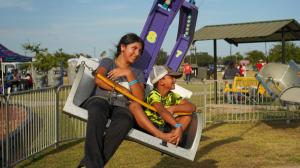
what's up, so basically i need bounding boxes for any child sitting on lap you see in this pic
[129,65,196,145]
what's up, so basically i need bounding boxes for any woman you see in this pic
[79,33,174,168]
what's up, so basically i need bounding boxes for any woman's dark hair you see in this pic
[115,33,144,57]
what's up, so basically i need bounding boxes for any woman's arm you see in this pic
[107,67,144,100]
[94,66,114,91]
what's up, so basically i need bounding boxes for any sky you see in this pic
[0,0,300,58]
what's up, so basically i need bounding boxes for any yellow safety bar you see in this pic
[96,74,192,116]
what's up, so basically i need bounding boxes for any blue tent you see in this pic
[0,44,32,62]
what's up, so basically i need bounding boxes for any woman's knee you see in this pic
[87,98,110,118]
[114,108,134,129]
[122,112,134,128]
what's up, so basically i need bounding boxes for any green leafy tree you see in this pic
[23,43,79,71]
[222,52,244,65]
[74,53,92,58]
[34,52,56,71]
[22,42,47,55]
[156,49,168,65]
[53,48,75,68]
[268,42,300,63]
[192,52,214,67]
[22,42,51,71]
[245,50,266,65]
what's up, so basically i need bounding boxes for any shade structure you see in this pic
[192,19,300,103]
[193,19,300,46]
[0,44,32,62]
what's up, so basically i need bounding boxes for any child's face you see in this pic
[160,75,176,90]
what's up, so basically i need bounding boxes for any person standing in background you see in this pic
[239,63,246,77]
[256,59,264,72]
[183,61,192,84]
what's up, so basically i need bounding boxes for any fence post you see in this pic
[1,95,6,168]
[55,87,60,149]
[5,95,10,167]
[203,81,207,126]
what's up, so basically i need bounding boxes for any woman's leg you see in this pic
[81,98,110,168]
[103,106,134,165]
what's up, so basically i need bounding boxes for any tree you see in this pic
[222,52,244,65]
[34,52,55,71]
[193,52,213,67]
[268,42,300,63]
[53,48,75,68]
[245,50,266,65]
[22,42,76,72]
[156,49,168,65]
[22,42,47,55]
[22,42,51,72]
[74,53,92,58]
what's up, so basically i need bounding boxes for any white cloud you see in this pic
[0,0,34,11]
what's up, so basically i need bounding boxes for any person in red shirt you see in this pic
[183,62,192,84]
[239,64,246,76]
[256,59,263,72]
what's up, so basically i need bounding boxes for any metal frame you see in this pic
[63,57,203,161]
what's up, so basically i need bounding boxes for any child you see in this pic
[129,65,196,145]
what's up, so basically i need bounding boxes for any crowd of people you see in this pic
[223,59,266,80]
[222,59,266,104]
[0,69,33,94]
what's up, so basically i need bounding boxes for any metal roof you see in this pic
[193,19,300,46]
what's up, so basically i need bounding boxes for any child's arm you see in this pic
[167,99,196,114]
[129,102,176,143]
[153,102,183,145]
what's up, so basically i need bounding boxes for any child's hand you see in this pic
[159,132,180,145]
[160,132,175,143]
[172,127,183,146]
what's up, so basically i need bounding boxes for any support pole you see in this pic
[281,28,286,64]
[213,39,218,104]
[1,61,4,95]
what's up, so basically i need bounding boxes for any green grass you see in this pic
[16,120,300,168]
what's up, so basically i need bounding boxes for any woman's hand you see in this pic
[107,67,132,80]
